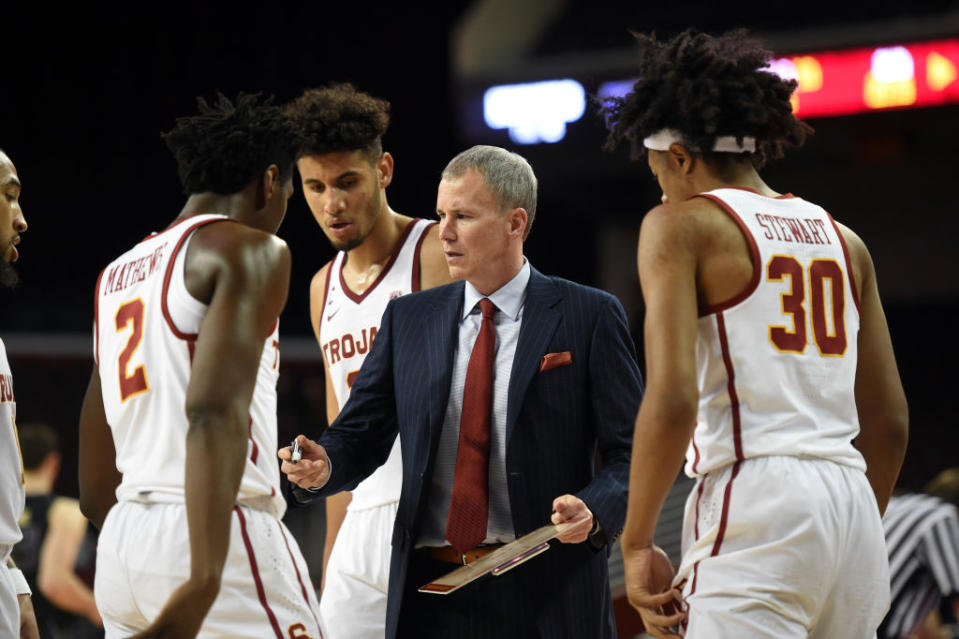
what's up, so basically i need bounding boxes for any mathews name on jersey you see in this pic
[94,214,285,517]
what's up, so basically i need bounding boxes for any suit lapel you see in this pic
[423,282,464,468]
[506,268,562,441]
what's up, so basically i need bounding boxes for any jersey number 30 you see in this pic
[116,299,149,401]
[767,255,847,356]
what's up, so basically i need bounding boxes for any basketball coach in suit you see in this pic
[282,145,642,639]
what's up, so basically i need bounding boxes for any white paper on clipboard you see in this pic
[418,518,591,595]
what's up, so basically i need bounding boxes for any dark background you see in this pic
[2,1,956,498]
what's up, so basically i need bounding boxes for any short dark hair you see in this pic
[603,30,813,169]
[162,93,299,196]
[285,83,390,161]
[18,423,59,470]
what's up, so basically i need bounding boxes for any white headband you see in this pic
[643,128,756,154]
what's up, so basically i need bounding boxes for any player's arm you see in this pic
[138,224,291,638]
[319,380,351,590]
[37,497,101,626]
[307,264,346,437]
[18,594,39,639]
[6,556,40,639]
[307,264,352,590]
[78,367,121,530]
[622,205,699,637]
[839,224,908,515]
[418,223,455,289]
[320,359,351,591]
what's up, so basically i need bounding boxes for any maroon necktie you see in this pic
[445,298,496,554]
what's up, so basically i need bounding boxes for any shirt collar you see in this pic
[462,259,530,322]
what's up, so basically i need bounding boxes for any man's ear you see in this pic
[377,152,394,189]
[667,143,696,175]
[262,164,281,200]
[506,207,528,239]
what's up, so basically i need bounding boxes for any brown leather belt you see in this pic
[416,544,505,565]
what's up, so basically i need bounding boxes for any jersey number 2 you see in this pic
[116,299,150,401]
[767,255,847,356]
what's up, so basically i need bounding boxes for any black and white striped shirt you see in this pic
[880,493,959,639]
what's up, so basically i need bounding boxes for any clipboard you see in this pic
[418,518,591,595]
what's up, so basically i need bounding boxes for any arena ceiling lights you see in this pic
[483,79,586,144]
[483,38,959,145]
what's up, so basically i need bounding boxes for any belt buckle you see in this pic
[460,552,469,566]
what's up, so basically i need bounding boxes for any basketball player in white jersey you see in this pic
[77,95,324,639]
[284,84,451,639]
[604,31,909,638]
[0,149,40,639]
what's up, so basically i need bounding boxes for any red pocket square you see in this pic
[540,351,572,372]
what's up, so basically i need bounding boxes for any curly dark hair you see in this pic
[285,83,390,161]
[603,30,813,168]
[162,92,298,196]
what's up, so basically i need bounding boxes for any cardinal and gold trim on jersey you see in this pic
[317,217,434,510]
[687,188,865,479]
[318,218,435,408]
[94,214,286,517]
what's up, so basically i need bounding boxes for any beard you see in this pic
[328,187,383,253]
[0,258,18,289]
[333,235,365,252]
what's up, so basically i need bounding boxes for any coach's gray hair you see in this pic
[441,145,537,239]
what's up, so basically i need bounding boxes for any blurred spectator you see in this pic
[881,468,959,639]
[12,423,102,638]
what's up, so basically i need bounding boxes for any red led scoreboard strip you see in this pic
[769,39,959,118]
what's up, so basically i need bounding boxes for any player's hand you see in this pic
[129,578,219,639]
[550,494,594,543]
[17,594,40,639]
[623,544,685,638]
[278,435,331,489]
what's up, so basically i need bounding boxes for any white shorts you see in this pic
[319,500,398,639]
[96,500,325,639]
[675,456,889,639]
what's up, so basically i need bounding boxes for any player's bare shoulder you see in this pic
[185,220,291,306]
[831,220,871,300]
[639,197,753,308]
[197,221,288,268]
[638,199,708,262]
[309,260,335,338]
[310,260,334,302]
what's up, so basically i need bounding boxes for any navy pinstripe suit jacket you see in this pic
[308,267,642,638]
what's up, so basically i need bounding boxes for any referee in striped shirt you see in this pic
[881,469,959,639]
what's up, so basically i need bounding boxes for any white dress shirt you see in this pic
[417,259,531,547]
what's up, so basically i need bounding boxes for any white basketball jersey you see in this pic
[94,214,285,517]
[319,218,434,509]
[0,339,23,552]
[687,188,865,478]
